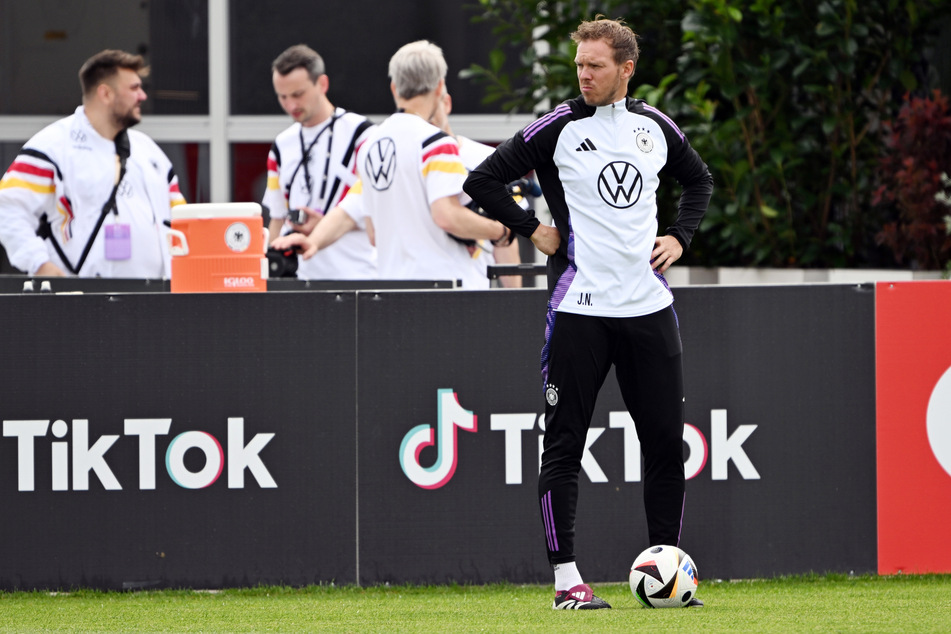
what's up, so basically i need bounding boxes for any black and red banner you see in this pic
[0,281,945,589]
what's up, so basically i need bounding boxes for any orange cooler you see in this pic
[168,203,268,293]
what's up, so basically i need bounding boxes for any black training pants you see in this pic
[538,306,686,565]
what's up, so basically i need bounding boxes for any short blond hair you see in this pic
[571,18,640,70]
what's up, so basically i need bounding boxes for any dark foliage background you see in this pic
[462,0,951,270]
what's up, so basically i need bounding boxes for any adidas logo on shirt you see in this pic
[575,138,598,152]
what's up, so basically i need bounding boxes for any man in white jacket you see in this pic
[263,44,376,280]
[0,49,186,277]
[272,40,509,289]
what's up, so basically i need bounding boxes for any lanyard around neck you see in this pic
[289,113,339,209]
[38,129,129,275]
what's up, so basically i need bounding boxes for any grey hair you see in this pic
[388,40,447,100]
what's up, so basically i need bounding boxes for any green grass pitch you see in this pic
[1,573,949,632]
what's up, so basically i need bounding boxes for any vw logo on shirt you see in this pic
[365,137,397,191]
[597,161,643,209]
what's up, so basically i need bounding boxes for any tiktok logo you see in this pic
[399,389,478,489]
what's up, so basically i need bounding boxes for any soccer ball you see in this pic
[629,545,699,608]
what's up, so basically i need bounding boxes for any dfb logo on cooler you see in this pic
[399,389,759,489]
[1,417,276,491]
[224,222,251,252]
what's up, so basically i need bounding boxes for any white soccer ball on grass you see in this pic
[629,544,699,608]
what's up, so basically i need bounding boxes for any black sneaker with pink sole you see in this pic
[552,583,612,610]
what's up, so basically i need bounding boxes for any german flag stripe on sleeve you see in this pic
[0,178,55,194]
[1,152,57,194]
[422,142,460,162]
[7,161,54,179]
[56,196,74,243]
[18,149,62,180]
[420,134,465,177]
[266,151,280,191]
[168,178,186,206]
[421,160,467,177]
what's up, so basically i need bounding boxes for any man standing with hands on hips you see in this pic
[464,17,713,609]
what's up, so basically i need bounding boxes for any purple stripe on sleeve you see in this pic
[523,104,571,142]
[643,104,685,142]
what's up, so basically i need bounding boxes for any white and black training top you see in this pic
[464,95,713,318]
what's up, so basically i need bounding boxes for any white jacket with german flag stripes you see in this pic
[341,112,487,288]
[0,106,186,277]
[262,108,376,280]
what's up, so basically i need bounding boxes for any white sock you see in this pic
[553,561,584,591]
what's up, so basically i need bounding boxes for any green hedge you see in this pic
[462,0,951,269]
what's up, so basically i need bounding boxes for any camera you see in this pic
[266,246,299,278]
[287,208,307,225]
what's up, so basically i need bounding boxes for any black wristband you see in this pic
[492,225,514,247]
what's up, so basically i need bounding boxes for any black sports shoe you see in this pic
[552,583,612,610]
[686,597,704,607]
